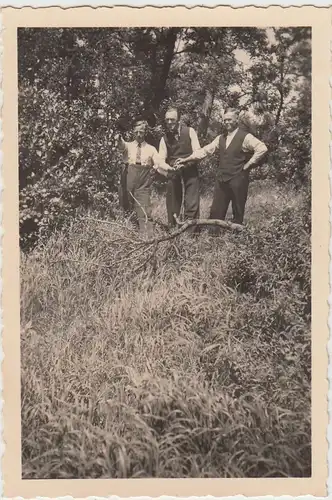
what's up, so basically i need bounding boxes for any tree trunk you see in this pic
[275,56,285,125]
[197,89,214,140]
[275,87,284,126]
[149,28,180,112]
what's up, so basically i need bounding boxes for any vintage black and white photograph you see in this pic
[19,24,312,479]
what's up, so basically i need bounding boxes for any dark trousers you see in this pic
[118,165,133,213]
[126,164,154,235]
[166,165,200,227]
[210,169,250,225]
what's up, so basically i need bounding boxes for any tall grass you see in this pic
[21,180,311,478]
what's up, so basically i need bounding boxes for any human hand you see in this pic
[113,132,122,143]
[243,161,252,171]
[174,158,186,169]
[166,165,178,178]
[157,164,175,178]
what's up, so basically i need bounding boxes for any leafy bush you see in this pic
[225,195,310,307]
[19,86,124,249]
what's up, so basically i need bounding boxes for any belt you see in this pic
[128,163,151,168]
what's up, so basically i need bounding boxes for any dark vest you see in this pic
[219,128,251,181]
[163,126,193,166]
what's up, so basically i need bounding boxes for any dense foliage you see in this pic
[19,27,312,479]
[21,183,311,478]
[18,27,311,249]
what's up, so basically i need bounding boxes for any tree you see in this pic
[18,26,311,249]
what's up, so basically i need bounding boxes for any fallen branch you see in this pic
[133,242,158,273]
[49,215,244,275]
[174,215,244,232]
[83,212,244,248]
[83,217,140,237]
[137,215,244,245]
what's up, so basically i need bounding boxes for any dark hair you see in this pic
[224,108,239,117]
[133,117,148,129]
[133,114,145,123]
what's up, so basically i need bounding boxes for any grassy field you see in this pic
[21,179,311,479]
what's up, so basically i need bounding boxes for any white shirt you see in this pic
[118,139,169,173]
[190,128,268,165]
[158,126,201,161]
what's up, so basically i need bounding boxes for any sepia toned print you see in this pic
[2,6,329,498]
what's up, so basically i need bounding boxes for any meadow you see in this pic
[21,179,311,479]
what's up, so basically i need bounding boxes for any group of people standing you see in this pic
[116,106,268,236]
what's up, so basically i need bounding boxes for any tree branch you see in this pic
[138,215,244,246]
[174,214,244,231]
[52,216,244,277]
[89,214,244,247]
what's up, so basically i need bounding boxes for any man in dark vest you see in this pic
[175,108,268,225]
[159,107,201,228]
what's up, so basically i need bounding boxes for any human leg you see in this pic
[229,170,250,225]
[127,165,154,236]
[166,175,182,227]
[209,178,232,236]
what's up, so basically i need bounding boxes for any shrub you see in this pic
[19,86,126,249]
[225,193,310,312]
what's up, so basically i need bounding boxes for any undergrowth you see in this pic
[21,180,311,478]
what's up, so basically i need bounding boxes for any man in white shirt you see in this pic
[159,108,201,230]
[175,108,268,226]
[117,119,174,235]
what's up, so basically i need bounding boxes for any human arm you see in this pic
[174,135,220,168]
[242,134,268,170]
[189,127,201,151]
[152,148,175,177]
[158,137,168,162]
[114,133,128,153]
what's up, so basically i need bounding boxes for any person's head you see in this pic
[223,108,239,133]
[165,107,181,133]
[133,119,148,144]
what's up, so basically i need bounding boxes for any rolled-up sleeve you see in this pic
[190,135,220,160]
[189,128,201,152]
[158,137,168,162]
[242,133,268,164]
[118,137,128,153]
[151,147,170,173]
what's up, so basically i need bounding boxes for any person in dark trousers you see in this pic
[159,108,201,229]
[116,119,174,236]
[175,108,268,226]
[118,163,133,214]
[117,111,158,216]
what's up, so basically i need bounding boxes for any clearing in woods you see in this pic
[21,179,311,479]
